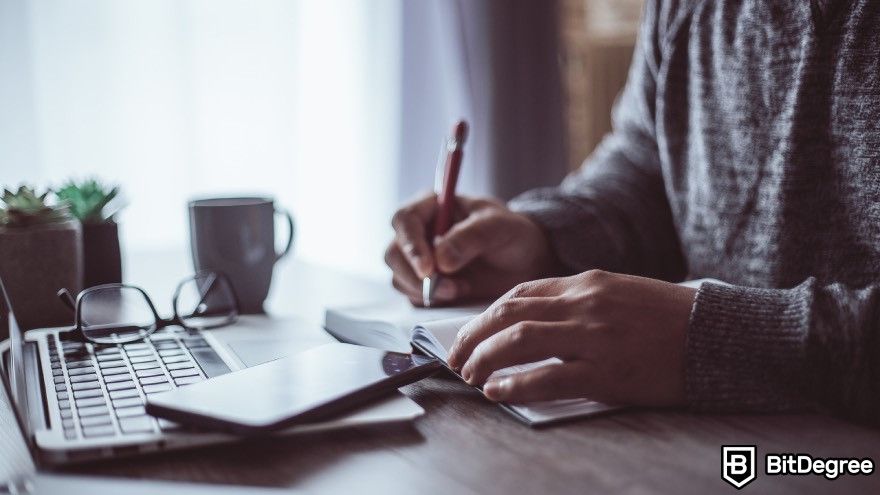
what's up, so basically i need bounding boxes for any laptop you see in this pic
[1,372,293,494]
[0,275,424,467]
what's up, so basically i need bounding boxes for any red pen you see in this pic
[423,120,468,307]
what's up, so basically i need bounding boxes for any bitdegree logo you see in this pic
[766,453,874,480]
[721,446,874,489]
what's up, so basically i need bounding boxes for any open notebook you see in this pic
[325,301,618,426]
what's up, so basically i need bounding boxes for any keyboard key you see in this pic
[55,384,67,393]
[109,389,140,400]
[65,360,93,369]
[60,409,73,419]
[174,376,203,386]
[135,368,164,378]
[73,388,104,399]
[182,337,209,348]
[75,396,107,408]
[78,405,110,417]
[96,353,123,362]
[112,397,143,408]
[189,348,231,378]
[158,349,184,357]
[138,375,168,385]
[68,366,96,376]
[56,392,69,401]
[125,349,154,358]
[57,400,71,409]
[51,363,62,370]
[118,416,154,434]
[82,425,116,438]
[71,381,100,391]
[95,347,121,355]
[52,368,63,377]
[70,373,99,383]
[104,373,134,383]
[106,380,135,391]
[115,405,146,418]
[53,376,66,384]
[98,359,125,369]
[101,366,130,376]
[142,383,171,394]
[165,361,195,371]
[123,343,150,351]
[152,341,179,350]
[170,368,200,378]
[161,355,189,364]
[79,414,112,427]
[64,430,77,440]
[129,356,156,364]
[62,419,75,429]
[132,361,160,371]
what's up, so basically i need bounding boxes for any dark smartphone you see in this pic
[145,343,441,435]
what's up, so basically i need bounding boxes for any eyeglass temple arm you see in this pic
[57,288,76,312]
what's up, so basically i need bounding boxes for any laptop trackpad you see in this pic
[227,337,334,368]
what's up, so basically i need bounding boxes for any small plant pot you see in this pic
[82,221,123,288]
[0,220,82,330]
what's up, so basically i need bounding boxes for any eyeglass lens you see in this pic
[174,273,237,329]
[80,286,156,344]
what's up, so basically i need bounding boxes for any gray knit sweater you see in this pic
[509,0,880,424]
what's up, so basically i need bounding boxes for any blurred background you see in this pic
[0,0,641,280]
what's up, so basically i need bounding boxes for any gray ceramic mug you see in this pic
[188,197,294,313]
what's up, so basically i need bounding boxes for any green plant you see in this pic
[55,179,121,223]
[0,185,72,228]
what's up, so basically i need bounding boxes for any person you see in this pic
[385,0,880,424]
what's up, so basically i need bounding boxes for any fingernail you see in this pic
[461,367,472,383]
[483,378,507,401]
[435,279,456,299]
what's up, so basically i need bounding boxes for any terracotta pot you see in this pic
[0,220,82,330]
[82,221,122,288]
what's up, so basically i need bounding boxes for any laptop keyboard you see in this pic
[47,327,231,440]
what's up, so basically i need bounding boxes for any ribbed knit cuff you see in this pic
[686,281,815,412]
[508,189,625,273]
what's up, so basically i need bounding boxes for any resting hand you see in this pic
[385,193,559,305]
[446,270,697,407]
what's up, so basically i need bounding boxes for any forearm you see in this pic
[686,279,880,425]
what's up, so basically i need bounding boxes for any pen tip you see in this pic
[453,120,468,145]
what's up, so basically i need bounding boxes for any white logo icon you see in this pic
[722,445,757,489]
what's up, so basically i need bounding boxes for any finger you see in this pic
[446,296,565,370]
[434,211,509,273]
[482,361,593,403]
[385,244,422,295]
[391,193,437,278]
[461,321,581,385]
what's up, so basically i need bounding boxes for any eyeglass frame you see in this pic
[58,271,240,345]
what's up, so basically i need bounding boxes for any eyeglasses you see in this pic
[57,271,239,345]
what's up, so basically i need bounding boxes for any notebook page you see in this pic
[410,316,472,360]
[324,300,483,353]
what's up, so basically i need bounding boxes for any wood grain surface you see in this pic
[57,251,880,494]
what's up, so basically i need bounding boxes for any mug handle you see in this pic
[275,207,295,262]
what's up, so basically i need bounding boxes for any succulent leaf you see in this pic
[55,178,123,223]
[0,185,72,228]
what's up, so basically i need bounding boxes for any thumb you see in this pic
[434,210,510,273]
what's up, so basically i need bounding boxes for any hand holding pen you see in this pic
[385,120,560,307]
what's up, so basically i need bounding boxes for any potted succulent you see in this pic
[56,179,124,288]
[0,186,83,330]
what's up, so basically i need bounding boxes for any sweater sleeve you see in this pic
[508,0,685,281]
[687,279,880,425]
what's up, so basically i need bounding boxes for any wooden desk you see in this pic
[62,250,880,494]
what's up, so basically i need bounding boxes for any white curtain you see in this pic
[0,0,565,279]
[0,0,401,278]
